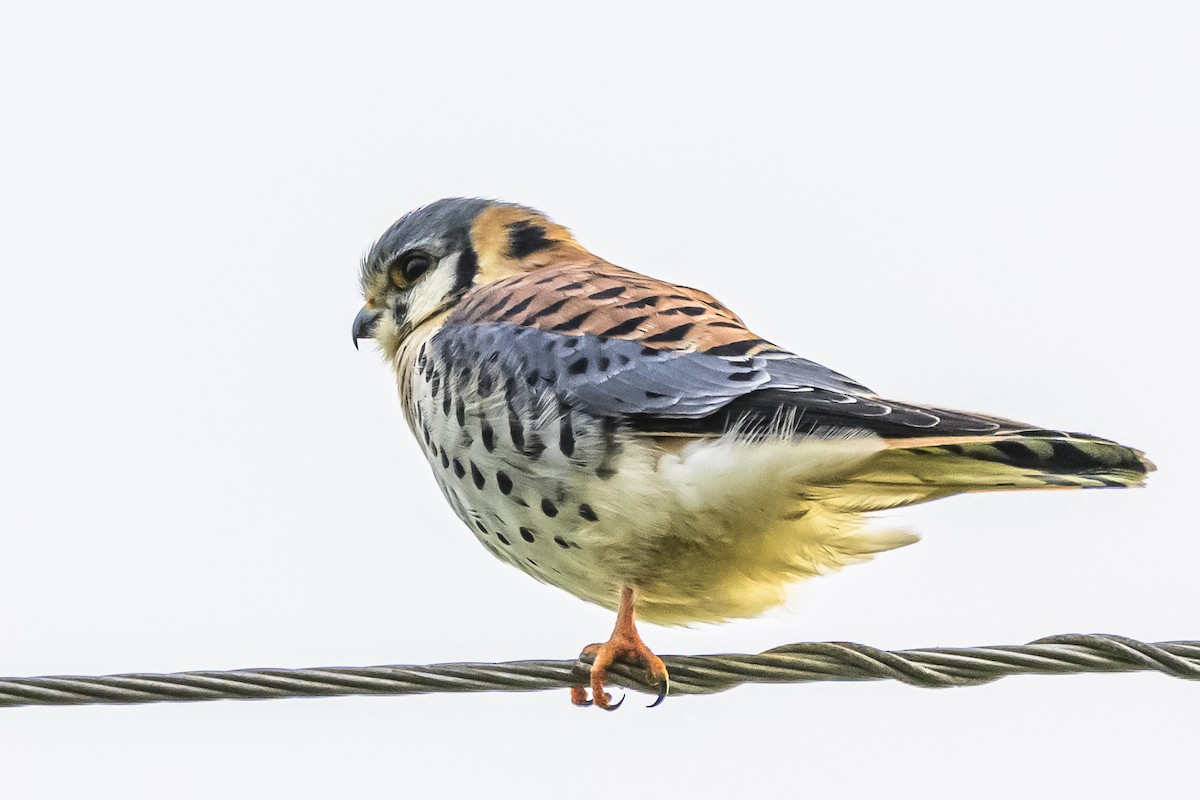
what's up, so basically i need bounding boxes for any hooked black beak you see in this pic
[352,306,382,349]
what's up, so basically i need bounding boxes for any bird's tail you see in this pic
[819,430,1154,513]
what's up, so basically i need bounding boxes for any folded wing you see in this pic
[439,263,1153,508]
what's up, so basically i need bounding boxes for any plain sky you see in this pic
[1,2,1196,798]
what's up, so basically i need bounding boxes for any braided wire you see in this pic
[2,634,1197,708]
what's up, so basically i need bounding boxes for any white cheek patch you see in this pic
[404,251,462,326]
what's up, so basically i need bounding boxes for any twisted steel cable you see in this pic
[2,634,1197,708]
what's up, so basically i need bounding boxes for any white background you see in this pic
[1,2,1196,797]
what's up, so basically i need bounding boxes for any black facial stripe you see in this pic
[508,220,553,258]
[453,245,479,296]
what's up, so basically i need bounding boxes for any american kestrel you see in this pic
[352,198,1152,709]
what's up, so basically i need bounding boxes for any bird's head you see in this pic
[353,197,580,361]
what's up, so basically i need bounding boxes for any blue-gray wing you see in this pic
[423,321,1012,438]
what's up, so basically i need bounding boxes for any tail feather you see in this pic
[819,431,1153,513]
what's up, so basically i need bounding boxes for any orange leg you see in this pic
[571,587,669,710]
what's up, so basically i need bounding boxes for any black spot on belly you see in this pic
[496,532,511,546]
[525,434,547,459]
[475,521,489,535]
[440,451,450,469]
[541,499,559,517]
[496,471,513,495]
[455,398,466,427]
[578,503,598,521]
[482,423,495,452]
[519,527,536,542]
[452,459,465,478]
[559,416,576,457]
[554,535,570,549]
[470,462,486,490]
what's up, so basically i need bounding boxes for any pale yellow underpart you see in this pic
[561,432,920,625]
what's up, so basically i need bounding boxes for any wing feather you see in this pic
[442,264,1070,442]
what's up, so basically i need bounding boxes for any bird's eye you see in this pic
[391,252,434,286]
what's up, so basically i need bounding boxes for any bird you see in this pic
[352,197,1153,710]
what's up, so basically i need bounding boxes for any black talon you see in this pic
[647,676,669,708]
[603,691,625,711]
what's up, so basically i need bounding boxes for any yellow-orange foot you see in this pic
[571,587,669,710]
